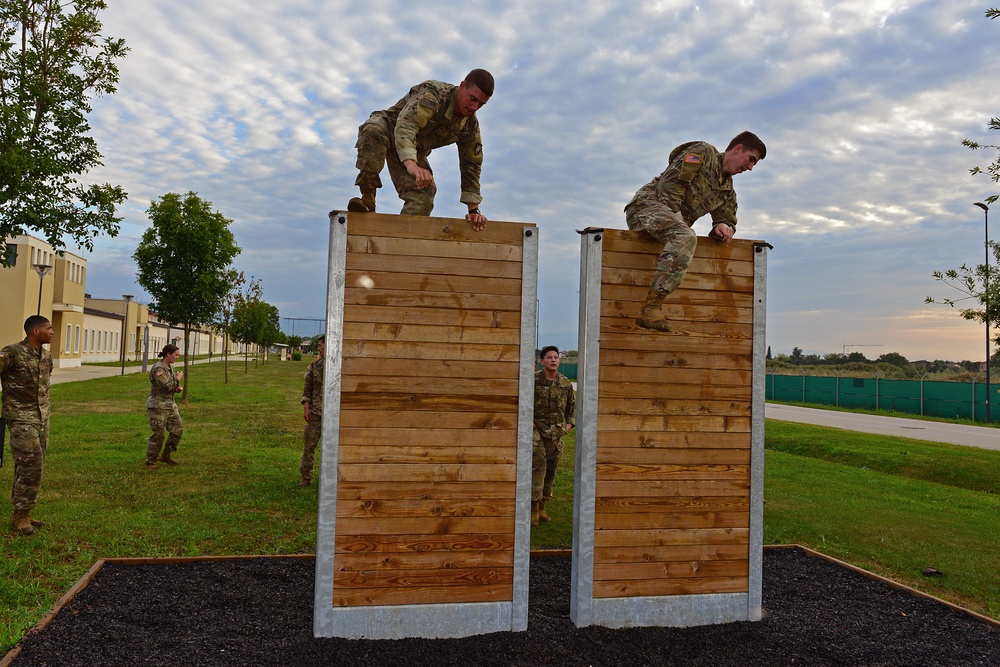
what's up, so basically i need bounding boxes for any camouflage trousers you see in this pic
[625,201,698,296]
[300,418,321,482]
[355,114,437,215]
[532,432,565,501]
[8,420,47,512]
[146,405,183,463]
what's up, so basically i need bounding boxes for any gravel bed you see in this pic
[9,547,999,666]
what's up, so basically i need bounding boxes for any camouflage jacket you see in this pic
[626,141,738,231]
[376,79,484,205]
[301,357,324,416]
[533,370,575,440]
[146,360,181,410]
[0,338,53,424]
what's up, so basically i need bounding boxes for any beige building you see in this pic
[4,234,246,366]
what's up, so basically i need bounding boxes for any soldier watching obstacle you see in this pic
[531,345,575,526]
[0,315,54,535]
[625,130,766,332]
[298,335,325,487]
[145,344,184,468]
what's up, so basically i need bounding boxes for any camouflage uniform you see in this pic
[355,79,484,215]
[300,356,324,483]
[624,141,738,295]
[145,360,183,464]
[0,339,53,512]
[532,370,575,502]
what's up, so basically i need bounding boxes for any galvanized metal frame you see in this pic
[570,232,769,629]
[313,213,537,639]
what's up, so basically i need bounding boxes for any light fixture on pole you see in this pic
[120,294,134,376]
[975,202,991,423]
[32,264,52,315]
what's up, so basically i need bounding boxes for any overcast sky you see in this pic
[75,0,1000,362]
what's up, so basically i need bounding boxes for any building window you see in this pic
[74,325,80,353]
[65,325,71,353]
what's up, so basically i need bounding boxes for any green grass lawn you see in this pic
[1,361,997,654]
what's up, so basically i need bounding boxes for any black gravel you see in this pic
[9,548,999,666]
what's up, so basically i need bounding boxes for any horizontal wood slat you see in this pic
[335,533,515,553]
[592,576,748,599]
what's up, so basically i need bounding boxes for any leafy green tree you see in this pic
[0,0,128,263]
[287,335,304,350]
[214,270,261,384]
[790,347,803,363]
[877,352,909,368]
[134,192,241,401]
[230,297,279,371]
[926,242,1000,349]
[962,9,1000,205]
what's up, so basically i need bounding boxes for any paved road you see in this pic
[766,403,1000,452]
[50,357,230,385]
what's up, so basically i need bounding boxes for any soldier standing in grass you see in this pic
[298,335,325,487]
[532,346,575,526]
[346,69,493,231]
[625,130,766,332]
[145,344,184,468]
[0,316,54,535]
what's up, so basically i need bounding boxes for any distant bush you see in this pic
[291,351,302,361]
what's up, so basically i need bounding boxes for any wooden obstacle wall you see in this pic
[571,229,767,628]
[314,211,538,639]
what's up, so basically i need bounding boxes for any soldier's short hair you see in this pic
[316,335,325,344]
[539,345,560,360]
[464,69,494,97]
[726,131,766,159]
[23,315,49,334]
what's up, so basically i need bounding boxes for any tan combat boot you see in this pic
[348,189,376,213]
[538,501,551,523]
[530,501,540,526]
[158,452,179,466]
[636,291,671,332]
[28,515,46,529]
[12,510,34,536]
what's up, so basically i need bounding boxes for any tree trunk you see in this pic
[224,332,229,384]
[182,323,191,403]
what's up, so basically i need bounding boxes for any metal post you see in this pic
[976,202,991,423]
[32,264,52,315]
[120,294,133,376]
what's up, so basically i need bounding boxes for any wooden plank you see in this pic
[596,415,751,433]
[600,233,757,260]
[593,576,748,598]
[596,479,750,497]
[594,559,748,581]
[600,286,755,309]
[598,315,753,340]
[335,533,514,553]
[593,511,750,531]
[596,448,751,465]
[598,382,751,401]
[598,287,752,322]
[601,259,754,284]
[346,214,533,244]
[337,495,516,518]
[592,527,750,547]
[344,287,522,312]
[347,235,522,262]
[345,269,523,296]
[341,376,519,396]
[339,445,517,465]
[597,331,753,354]
[337,482,516,501]
[343,357,519,379]
[342,339,522,362]
[343,322,520,345]
[346,253,522,280]
[594,543,749,564]
[595,431,750,449]
[339,410,517,430]
[338,428,514,448]
[595,495,749,514]
[597,397,752,417]
[599,348,752,371]
[335,516,513,535]
[598,367,751,386]
[335,550,514,571]
[602,255,755,291]
[594,463,750,481]
[334,578,512,606]
[340,393,518,412]
[342,304,520,329]
[338,463,516,483]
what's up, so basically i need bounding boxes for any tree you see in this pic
[926,242,1000,350]
[961,9,1000,205]
[790,347,803,363]
[0,0,128,263]
[287,335,303,350]
[214,270,261,384]
[876,352,909,368]
[134,192,241,401]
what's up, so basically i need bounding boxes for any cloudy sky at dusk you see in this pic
[73,1,1000,362]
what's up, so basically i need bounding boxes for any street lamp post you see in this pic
[120,294,133,376]
[31,264,52,315]
[975,202,990,423]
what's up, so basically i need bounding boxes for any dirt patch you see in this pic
[8,548,998,666]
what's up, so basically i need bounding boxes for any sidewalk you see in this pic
[766,403,1000,452]
[50,356,232,385]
